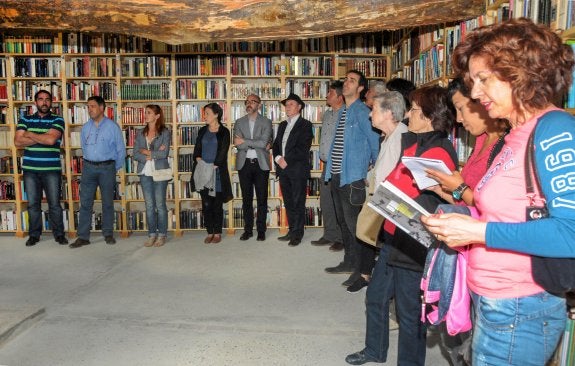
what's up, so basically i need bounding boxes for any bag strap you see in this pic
[524,123,546,204]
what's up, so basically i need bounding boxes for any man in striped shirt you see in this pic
[15,89,67,247]
[324,71,381,292]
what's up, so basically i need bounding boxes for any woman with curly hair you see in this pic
[423,18,575,365]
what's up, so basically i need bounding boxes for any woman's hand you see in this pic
[426,169,464,193]
[421,213,487,248]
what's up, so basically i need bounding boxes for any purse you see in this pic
[356,202,384,247]
[525,120,575,295]
[152,167,173,182]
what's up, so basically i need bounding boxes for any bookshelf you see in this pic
[0,31,389,237]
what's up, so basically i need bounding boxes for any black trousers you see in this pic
[279,173,307,240]
[200,189,224,234]
[238,159,269,234]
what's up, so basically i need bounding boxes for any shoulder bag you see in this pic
[526,122,575,296]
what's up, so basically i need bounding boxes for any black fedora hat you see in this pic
[281,93,305,109]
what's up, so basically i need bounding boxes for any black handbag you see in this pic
[525,123,575,296]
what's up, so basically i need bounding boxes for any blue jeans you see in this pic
[471,291,566,365]
[139,175,168,237]
[77,162,117,239]
[364,244,427,365]
[23,171,64,238]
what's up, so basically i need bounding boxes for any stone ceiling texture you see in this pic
[0,0,485,45]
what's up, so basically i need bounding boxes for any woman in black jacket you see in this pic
[191,103,232,244]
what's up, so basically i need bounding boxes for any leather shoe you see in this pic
[211,234,222,244]
[204,234,214,244]
[311,237,332,246]
[25,236,39,247]
[325,262,354,274]
[277,234,291,241]
[256,232,265,241]
[55,236,68,245]
[345,350,383,365]
[288,238,301,246]
[69,238,90,249]
[104,236,116,245]
[240,232,253,241]
[329,241,344,251]
[341,272,361,287]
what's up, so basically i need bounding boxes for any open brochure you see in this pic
[401,156,452,189]
[368,180,436,248]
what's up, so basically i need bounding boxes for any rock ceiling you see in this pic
[0,0,485,45]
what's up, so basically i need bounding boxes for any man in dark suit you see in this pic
[233,94,273,241]
[272,93,313,247]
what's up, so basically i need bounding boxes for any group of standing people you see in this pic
[343,18,575,366]
[15,16,575,366]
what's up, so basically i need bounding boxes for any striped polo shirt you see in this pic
[17,112,64,172]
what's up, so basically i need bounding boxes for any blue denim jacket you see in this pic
[324,99,380,186]
[423,204,471,322]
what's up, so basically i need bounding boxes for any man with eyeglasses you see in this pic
[70,96,125,248]
[233,94,273,241]
[15,90,68,247]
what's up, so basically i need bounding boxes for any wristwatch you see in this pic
[452,183,469,201]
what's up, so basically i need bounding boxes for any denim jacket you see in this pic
[324,99,380,186]
[133,128,172,174]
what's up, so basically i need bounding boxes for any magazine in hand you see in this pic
[368,180,436,248]
[401,156,453,189]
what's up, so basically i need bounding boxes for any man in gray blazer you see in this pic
[233,94,273,241]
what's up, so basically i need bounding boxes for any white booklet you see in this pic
[368,180,436,248]
[401,156,453,189]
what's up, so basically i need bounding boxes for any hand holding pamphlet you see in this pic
[401,156,453,189]
[368,180,437,248]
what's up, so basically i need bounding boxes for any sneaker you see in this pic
[347,277,369,293]
[324,262,354,274]
[69,238,90,249]
[154,237,166,247]
[144,236,157,247]
[55,236,68,245]
[25,236,39,247]
[104,236,116,245]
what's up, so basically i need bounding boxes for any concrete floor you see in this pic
[0,229,449,366]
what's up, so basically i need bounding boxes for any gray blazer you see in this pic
[233,113,272,171]
[133,127,172,174]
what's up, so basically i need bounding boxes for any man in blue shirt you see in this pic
[15,90,67,247]
[70,96,125,248]
[324,70,381,292]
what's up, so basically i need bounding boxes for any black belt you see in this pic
[84,159,114,166]
[247,158,258,164]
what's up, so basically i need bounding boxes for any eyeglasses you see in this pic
[244,100,260,105]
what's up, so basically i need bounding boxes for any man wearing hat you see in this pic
[272,93,313,247]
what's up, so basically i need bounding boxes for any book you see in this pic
[401,156,453,189]
[368,180,436,248]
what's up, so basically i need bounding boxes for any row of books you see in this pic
[0,85,7,100]
[0,130,11,148]
[121,56,171,78]
[286,80,331,99]
[120,82,171,100]
[66,81,117,102]
[0,180,15,200]
[231,206,284,228]
[18,210,123,232]
[1,32,391,55]
[12,80,61,102]
[408,45,445,87]
[175,56,227,76]
[176,79,227,100]
[229,81,282,100]
[65,56,117,78]
[230,56,282,76]
[179,208,229,229]
[341,58,387,78]
[11,57,61,78]
[285,56,334,77]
